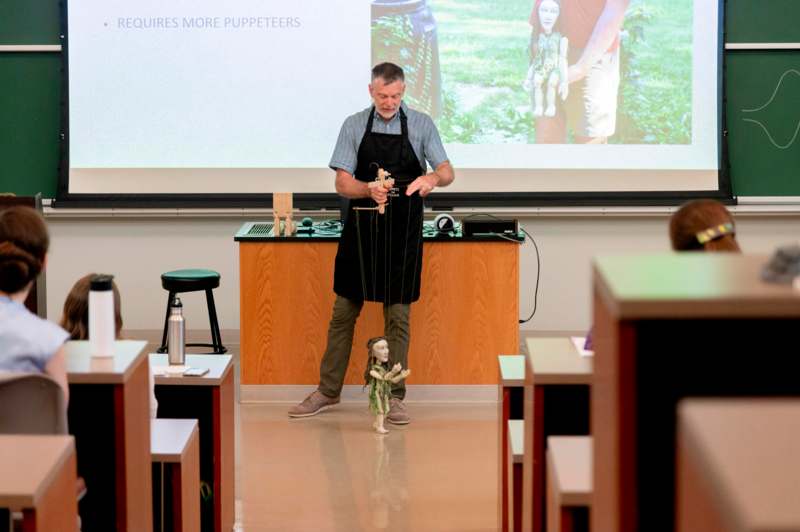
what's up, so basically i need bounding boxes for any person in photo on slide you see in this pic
[289,62,454,424]
[530,0,630,144]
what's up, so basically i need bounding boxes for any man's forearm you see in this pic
[335,169,370,199]
[428,161,455,188]
[576,0,629,73]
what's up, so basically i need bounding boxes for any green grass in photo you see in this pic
[372,0,694,145]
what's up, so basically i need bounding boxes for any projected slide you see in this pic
[67,0,720,195]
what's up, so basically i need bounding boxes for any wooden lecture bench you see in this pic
[151,419,200,532]
[523,337,592,532]
[677,399,800,532]
[0,435,78,532]
[498,354,525,532]
[507,419,524,532]
[546,436,592,532]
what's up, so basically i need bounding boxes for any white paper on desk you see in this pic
[151,365,188,376]
[571,337,594,358]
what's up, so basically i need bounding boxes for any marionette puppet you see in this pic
[365,336,411,434]
[523,0,569,117]
[352,167,395,215]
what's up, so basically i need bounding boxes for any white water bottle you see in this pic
[167,297,186,366]
[89,274,115,358]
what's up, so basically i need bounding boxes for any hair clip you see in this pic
[696,223,734,244]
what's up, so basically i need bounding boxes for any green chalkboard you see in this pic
[725,51,800,196]
[726,0,800,44]
[0,53,62,198]
[0,0,61,45]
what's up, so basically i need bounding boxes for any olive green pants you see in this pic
[318,295,411,400]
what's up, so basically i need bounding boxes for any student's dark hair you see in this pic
[0,206,49,294]
[371,62,405,84]
[669,199,741,252]
[60,273,124,340]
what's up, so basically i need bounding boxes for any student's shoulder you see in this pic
[29,315,70,353]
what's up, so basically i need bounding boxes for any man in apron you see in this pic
[289,62,454,423]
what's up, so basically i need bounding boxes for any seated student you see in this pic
[669,199,740,252]
[584,200,740,350]
[60,273,158,418]
[0,207,70,402]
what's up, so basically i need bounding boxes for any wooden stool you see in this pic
[151,419,200,532]
[507,420,524,532]
[498,355,525,532]
[546,436,592,532]
[157,269,226,354]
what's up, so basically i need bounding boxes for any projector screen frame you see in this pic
[55,0,732,209]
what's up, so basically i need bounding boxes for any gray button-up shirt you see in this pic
[329,102,448,175]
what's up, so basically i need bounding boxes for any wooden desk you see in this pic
[546,436,592,532]
[236,231,520,385]
[150,354,234,532]
[592,254,800,531]
[151,419,200,532]
[677,400,800,532]
[65,340,152,532]
[498,355,525,532]
[507,420,525,532]
[0,435,77,532]
[522,337,592,532]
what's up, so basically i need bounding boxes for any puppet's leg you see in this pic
[533,72,545,117]
[374,414,389,434]
[545,71,559,117]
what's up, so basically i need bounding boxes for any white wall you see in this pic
[45,214,800,332]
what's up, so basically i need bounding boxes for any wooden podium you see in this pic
[236,222,521,385]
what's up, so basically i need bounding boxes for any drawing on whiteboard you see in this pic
[742,69,800,149]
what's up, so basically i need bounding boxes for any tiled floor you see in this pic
[237,402,499,531]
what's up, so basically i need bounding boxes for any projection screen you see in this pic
[61,0,726,205]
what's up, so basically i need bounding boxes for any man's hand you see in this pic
[369,183,388,206]
[405,174,438,197]
[568,62,589,85]
[559,80,569,100]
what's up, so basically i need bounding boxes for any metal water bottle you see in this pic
[167,297,186,366]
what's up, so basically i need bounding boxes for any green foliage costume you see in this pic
[368,364,393,415]
[533,31,562,78]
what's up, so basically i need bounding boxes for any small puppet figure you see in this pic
[365,336,411,434]
[523,0,569,118]
[367,168,395,214]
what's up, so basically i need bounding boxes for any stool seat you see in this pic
[157,269,226,354]
[161,269,220,292]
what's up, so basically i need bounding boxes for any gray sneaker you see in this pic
[288,390,340,418]
[386,397,410,425]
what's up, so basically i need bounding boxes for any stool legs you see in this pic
[204,289,226,354]
[157,291,176,353]
[157,289,226,354]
